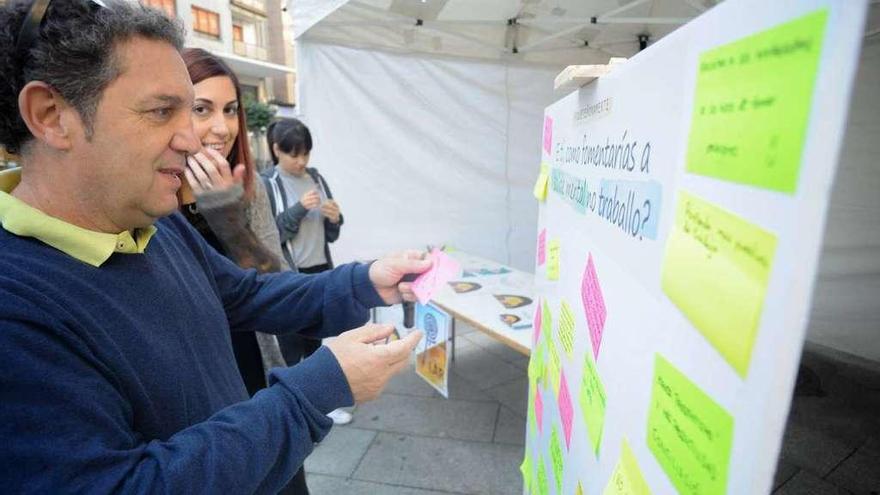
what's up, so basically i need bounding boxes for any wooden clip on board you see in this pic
[554,57,627,91]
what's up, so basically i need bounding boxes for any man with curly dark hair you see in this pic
[0,0,427,492]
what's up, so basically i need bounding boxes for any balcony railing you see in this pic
[233,40,268,61]
[231,0,265,15]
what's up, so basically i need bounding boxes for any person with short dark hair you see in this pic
[0,1,427,492]
[263,118,353,425]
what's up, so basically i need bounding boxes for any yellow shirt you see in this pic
[0,168,156,267]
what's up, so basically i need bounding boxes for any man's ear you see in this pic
[17,81,79,151]
[272,143,281,156]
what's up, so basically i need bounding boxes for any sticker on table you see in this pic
[661,191,777,377]
[558,300,576,358]
[580,351,607,456]
[500,313,532,330]
[494,294,533,309]
[448,281,482,294]
[414,303,451,398]
[537,228,547,266]
[543,116,554,154]
[550,426,564,494]
[558,371,574,450]
[581,253,607,360]
[686,9,829,193]
[603,439,651,495]
[411,248,462,305]
[546,239,561,281]
[647,355,734,495]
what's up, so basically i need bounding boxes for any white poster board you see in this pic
[523,1,869,495]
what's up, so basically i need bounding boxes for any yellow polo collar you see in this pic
[0,168,156,267]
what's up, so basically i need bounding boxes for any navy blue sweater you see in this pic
[0,213,383,493]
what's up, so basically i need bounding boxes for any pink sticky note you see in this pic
[558,372,573,450]
[535,388,544,434]
[532,299,542,346]
[543,116,553,154]
[581,254,607,360]
[537,229,547,266]
[412,249,462,305]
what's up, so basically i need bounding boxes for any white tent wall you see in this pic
[295,40,559,270]
[808,35,880,363]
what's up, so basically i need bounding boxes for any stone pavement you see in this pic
[305,323,880,494]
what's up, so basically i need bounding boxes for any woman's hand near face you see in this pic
[185,147,246,196]
[300,189,321,210]
[321,199,341,224]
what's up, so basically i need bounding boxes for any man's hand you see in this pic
[369,250,432,304]
[299,190,321,210]
[320,199,341,224]
[325,324,423,403]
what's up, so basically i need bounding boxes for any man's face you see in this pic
[73,37,199,230]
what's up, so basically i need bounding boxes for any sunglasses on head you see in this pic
[15,0,108,62]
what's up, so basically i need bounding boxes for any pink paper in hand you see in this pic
[411,249,462,305]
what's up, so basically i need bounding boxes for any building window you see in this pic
[232,24,244,42]
[191,6,220,38]
[142,0,175,17]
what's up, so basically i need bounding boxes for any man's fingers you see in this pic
[384,329,423,360]
[348,323,395,344]
[401,249,426,261]
[396,257,432,276]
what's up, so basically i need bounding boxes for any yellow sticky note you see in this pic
[537,457,549,495]
[579,351,606,456]
[546,338,562,396]
[546,239,561,281]
[533,164,550,201]
[661,191,777,377]
[603,439,651,495]
[686,9,828,193]
[549,427,564,494]
[647,355,734,495]
[520,451,533,493]
[576,481,585,495]
[558,300,576,358]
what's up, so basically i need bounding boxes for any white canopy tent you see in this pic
[285,0,712,272]
[286,0,880,364]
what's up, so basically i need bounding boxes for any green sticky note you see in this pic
[546,239,561,280]
[686,9,828,193]
[529,338,545,384]
[550,427,564,494]
[661,191,777,377]
[542,300,553,345]
[647,355,734,495]
[528,391,538,438]
[558,300,576,357]
[603,439,652,495]
[537,457,549,495]
[579,351,607,456]
[521,451,533,493]
[546,338,562,396]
